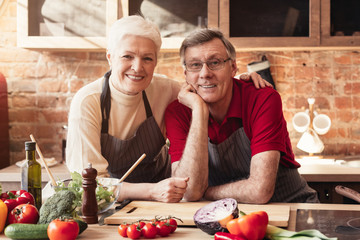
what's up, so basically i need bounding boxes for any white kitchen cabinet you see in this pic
[17,0,118,50]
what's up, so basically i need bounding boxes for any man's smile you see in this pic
[199,84,217,89]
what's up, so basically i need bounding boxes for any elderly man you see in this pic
[165,28,319,203]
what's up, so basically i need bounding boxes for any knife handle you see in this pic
[335,185,360,203]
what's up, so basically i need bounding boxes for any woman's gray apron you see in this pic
[100,71,171,183]
[208,119,319,203]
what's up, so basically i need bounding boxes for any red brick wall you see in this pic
[1,0,359,165]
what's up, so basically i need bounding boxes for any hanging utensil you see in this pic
[335,185,360,203]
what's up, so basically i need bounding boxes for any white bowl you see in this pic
[43,177,121,214]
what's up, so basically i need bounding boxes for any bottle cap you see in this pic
[25,141,36,151]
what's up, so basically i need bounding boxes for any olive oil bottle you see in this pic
[22,141,42,210]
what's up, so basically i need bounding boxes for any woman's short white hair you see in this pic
[107,15,162,55]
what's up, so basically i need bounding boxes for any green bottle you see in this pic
[23,141,42,210]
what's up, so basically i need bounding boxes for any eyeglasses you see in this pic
[184,58,232,72]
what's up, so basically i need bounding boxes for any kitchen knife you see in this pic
[98,199,132,225]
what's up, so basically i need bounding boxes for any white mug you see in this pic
[292,112,310,133]
[313,114,331,135]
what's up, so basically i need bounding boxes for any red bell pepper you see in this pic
[0,190,35,213]
[215,232,246,240]
[226,211,269,240]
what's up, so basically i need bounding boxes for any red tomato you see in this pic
[141,222,157,239]
[127,224,142,239]
[8,203,39,224]
[167,218,178,233]
[118,224,129,237]
[138,221,146,229]
[47,218,79,240]
[156,221,172,237]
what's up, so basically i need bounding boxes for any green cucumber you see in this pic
[75,219,88,234]
[4,223,49,240]
[4,220,87,240]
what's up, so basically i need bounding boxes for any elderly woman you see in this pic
[66,16,268,202]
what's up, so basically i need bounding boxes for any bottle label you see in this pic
[21,160,29,191]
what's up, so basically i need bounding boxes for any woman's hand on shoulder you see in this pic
[239,72,273,89]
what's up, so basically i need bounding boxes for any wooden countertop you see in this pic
[1,202,359,240]
[297,159,360,182]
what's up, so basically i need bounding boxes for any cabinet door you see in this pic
[119,0,218,49]
[17,0,118,50]
[320,0,360,46]
[219,0,321,49]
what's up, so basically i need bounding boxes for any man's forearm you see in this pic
[204,151,280,204]
[172,106,209,201]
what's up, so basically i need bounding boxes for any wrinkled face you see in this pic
[107,35,157,95]
[184,38,237,105]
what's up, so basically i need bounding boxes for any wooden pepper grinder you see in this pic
[81,163,98,224]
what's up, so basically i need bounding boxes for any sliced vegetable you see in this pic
[215,232,246,240]
[266,224,338,240]
[193,198,239,235]
[226,210,268,240]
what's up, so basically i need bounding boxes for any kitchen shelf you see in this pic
[218,0,360,50]
[17,0,118,50]
[219,0,320,49]
[16,0,360,50]
[320,0,360,47]
[121,0,218,49]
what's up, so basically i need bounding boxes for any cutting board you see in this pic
[104,201,290,227]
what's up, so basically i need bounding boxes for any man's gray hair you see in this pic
[107,15,162,55]
[179,28,236,65]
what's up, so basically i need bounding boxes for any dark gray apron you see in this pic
[100,71,171,183]
[208,119,319,203]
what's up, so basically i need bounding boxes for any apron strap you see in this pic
[100,70,111,133]
[100,71,154,134]
[142,91,153,118]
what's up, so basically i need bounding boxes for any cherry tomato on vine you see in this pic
[156,221,172,237]
[118,223,129,237]
[167,218,178,233]
[47,218,79,240]
[127,223,142,239]
[138,221,146,229]
[141,222,157,239]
